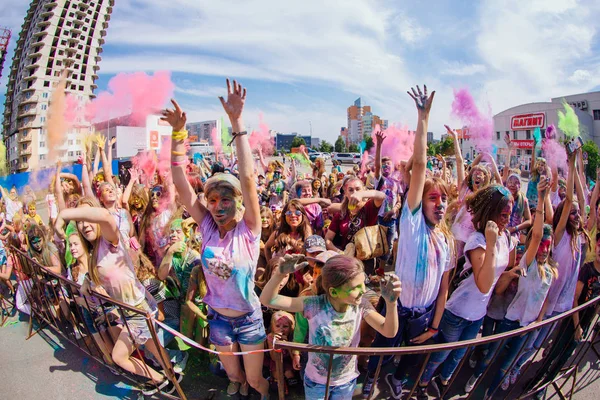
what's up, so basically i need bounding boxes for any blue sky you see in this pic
[2,0,600,144]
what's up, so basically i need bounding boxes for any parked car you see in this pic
[309,152,325,161]
[333,153,362,164]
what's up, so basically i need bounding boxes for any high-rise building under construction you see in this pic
[2,0,113,173]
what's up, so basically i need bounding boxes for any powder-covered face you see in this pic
[558,184,566,199]
[29,235,43,252]
[472,170,486,190]
[69,235,85,260]
[300,185,312,199]
[329,175,335,183]
[496,202,513,232]
[506,176,521,195]
[285,206,302,228]
[423,186,448,226]
[169,224,185,244]
[261,212,272,228]
[273,171,281,180]
[332,273,366,306]
[206,188,238,227]
[536,238,552,263]
[28,204,36,217]
[274,317,292,338]
[131,194,143,210]
[150,186,163,210]
[382,160,393,177]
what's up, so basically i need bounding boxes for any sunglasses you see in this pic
[151,187,163,198]
[285,210,302,217]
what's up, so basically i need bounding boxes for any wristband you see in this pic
[172,130,188,141]
[228,131,248,146]
[171,160,187,166]
[428,327,439,334]
[171,150,186,156]
[535,209,544,214]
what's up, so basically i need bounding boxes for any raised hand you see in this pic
[96,134,106,151]
[407,85,435,115]
[109,136,117,147]
[161,99,187,132]
[129,167,140,183]
[219,78,247,123]
[485,220,499,243]
[375,129,386,144]
[537,175,550,197]
[380,273,401,303]
[278,254,309,275]
[444,125,457,140]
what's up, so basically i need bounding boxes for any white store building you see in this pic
[459,91,600,172]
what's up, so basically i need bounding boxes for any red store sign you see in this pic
[511,139,534,149]
[511,113,545,130]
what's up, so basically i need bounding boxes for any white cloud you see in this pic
[391,12,431,44]
[440,62,487,76]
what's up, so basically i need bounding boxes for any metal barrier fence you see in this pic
[6,246,600,399]
[271,297,600,400]
[10,248,187,399]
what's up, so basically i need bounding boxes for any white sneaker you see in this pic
[501,375,511,391]
[465,374,478,393]
[227,381,240,395]
[468,351,478,368]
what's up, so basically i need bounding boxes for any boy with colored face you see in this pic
[27,203,44,226]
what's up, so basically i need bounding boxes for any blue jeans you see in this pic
[304,376,356,400]
[377,216,398,262]
[473,319,530,392]
[513,310,560,371]
[420,310,484,384]
[367,300,435,377]
[208,307,266,346]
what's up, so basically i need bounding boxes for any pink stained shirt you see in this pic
[200,216,262,313]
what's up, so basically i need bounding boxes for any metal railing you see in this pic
[10,248,187,399]
[7,245,600,399]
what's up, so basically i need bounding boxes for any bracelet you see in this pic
[171,160,187,166]
[171,150,186,156]
[535,209,544,214]
[428,327,439,334]
[228,130,248,146]
[172,130,188,141]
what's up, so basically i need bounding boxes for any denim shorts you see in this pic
[304,376,357,400]
[208,307,267,347]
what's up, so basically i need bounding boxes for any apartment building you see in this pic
[2,0,113,173]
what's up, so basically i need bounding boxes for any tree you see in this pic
[438,137,454,156]
[335,136,347,152]
[583,140,599,180]
[348,143,359,153]
[291,136,306,148]
[319,141,333,153]
[363,134,374,152]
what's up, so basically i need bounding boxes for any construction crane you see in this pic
[0,27,11,80]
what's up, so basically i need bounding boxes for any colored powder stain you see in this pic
[451,88,494,152]
[289,153,310,166]
[533,127,541,144]
[542,138,568,172]
[221,116,232,153]
[557,100,580,138]
[46,73,68,163]
[6,321,18,326]
[368,124,414,165]
[96,382,134,397]
[248,114,275,155]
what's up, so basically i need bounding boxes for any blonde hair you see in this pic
[203,173,245,220]
[75,196,104,285]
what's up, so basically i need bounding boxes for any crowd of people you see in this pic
[0,79,599,400]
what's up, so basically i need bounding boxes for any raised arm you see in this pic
[260,255,308,313]
[445,125,465,188]
[525,179,550,266]
[468,222,500,293]
[55,206,119,245]
[55,163,66,212]
[257,147,269,174]
[121,168,139,210]
[586,168,600,231]
[486,152,503,184]
[97,135,114,187]
[406,85,435,212]
[162,100,208,226]
[555,153,576,244]
[374,129,386,179]
[219,79,261,235]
